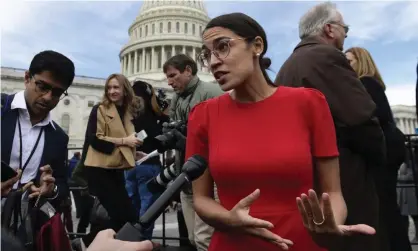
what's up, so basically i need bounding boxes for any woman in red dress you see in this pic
[185,13,375,251]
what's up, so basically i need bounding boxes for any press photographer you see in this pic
[163,54,223,250]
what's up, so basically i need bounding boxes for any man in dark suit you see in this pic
[1,50,75,208]
[275,2,387,251]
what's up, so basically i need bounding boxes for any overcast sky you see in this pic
[1,0,417,105]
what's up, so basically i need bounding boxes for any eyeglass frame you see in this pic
[31,75,68,100]
[198,37,254,67]
[328,21,350,34]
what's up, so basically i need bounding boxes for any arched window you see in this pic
[160,22,163,33]
[192,24,195,35]
[176,22,180,33]
[199,25,202,34]
[145,25,148,36]
[184,23,188,34]
[61,114,70,134]
[140,28,142,37]
[152,23,155,34]
[168,22,171,33]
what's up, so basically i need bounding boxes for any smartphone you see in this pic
[136,130,148,141]
[1,160,18,182]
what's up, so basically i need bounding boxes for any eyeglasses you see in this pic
[198,37,248,67]
[31,76,68,100]
[329,21,350,34]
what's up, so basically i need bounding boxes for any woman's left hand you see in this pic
[296,189,376,236]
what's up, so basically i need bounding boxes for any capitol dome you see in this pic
[119,0,214,88]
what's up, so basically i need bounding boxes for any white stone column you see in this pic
[172,45,175,56]
[409,118,413,134]
[127,52,132,75]
[141,48,146,73]
[162,45,166,66]
[406,119,410,134]
[182,46,186,54]
[147,50,152,71]
[125,56,128,74]
[151,46,156,70]
[122,55,125,74]
[400,118,406,134]
[120,56,124,73]
[406,118,409,134]
[192,47,196,61]
[134,50,138,74]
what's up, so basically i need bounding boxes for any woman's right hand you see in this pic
[123,133,142,148]
[227,189,294,250]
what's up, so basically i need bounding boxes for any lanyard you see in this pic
[17,116,44,187]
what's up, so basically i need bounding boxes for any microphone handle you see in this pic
[115,172,189,242]
[139,172,189,227]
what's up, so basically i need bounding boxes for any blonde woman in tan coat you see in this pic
[81,73,145,247]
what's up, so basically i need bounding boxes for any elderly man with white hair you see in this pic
[275,2,400,251]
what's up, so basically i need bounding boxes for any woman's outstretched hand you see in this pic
[296,189,376,236]
[228,189,294,250]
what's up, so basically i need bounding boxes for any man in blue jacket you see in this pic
[1,50,75,208]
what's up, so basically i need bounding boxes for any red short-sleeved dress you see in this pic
[185,86,339,251]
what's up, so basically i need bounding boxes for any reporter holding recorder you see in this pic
[186,13,375,251]
[81,73,144,246]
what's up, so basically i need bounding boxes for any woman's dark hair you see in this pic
[204,12,273,85]
[132,80,163,116]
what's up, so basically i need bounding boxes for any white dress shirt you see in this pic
[9,91,55,188]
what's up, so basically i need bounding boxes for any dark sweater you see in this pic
[132,107,169,165]
[359,76,395,127]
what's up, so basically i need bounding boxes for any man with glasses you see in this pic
[275,2,388,251]
[1,50,75,209]
[163,54,223,251]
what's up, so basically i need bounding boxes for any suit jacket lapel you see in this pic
[1,110,18,165]
[40,125,54,167]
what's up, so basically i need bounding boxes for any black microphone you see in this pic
[115,155,207,242]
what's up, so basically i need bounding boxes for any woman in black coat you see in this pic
[125,80,170,240]
[346,47,410,251]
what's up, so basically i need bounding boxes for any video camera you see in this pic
[148,120,188,193]
[155,120,187,153]
[156,89,170,112]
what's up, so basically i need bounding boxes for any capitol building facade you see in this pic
[1,0,417,151]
